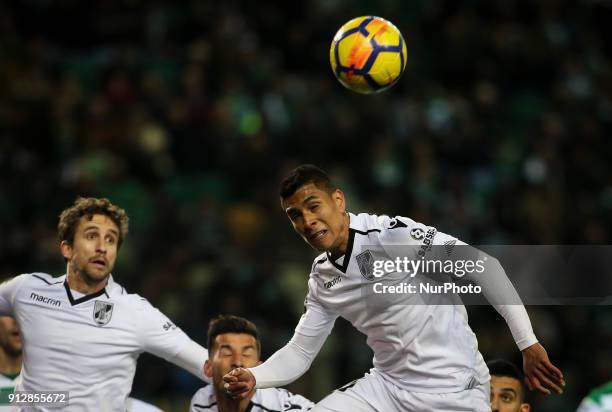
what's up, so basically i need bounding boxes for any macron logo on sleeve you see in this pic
[30,292,62,307]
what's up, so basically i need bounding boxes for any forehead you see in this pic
[491,375,521,391]
[282,183,330,209]
[76,214,119,233]
[214,333,258,349]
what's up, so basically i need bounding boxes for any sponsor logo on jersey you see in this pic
[356,250,376,281]
[324,275,342,289]
[93,301,114,326]
[29,292,61,307]
[417,228,437,258]
[410,227,425,240]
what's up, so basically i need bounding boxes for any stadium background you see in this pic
[1,0,611,410]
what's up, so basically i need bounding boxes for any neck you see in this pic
[329,213,351,259]
[215,387,254,412]
[0,351,21,376]
[66,265,108,295]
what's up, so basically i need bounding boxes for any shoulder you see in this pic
[23,272,64,286]
[106,277,129,297]
[310,253,328,274]
[350,212,423,236]
[122,293,158,311]
[3,273,63,290]
[349,212,384,234]
[110,291,164,318]
[375,214,435,243]
[190,386,215,410]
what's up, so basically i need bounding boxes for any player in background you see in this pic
[191,315,313,412]
[0,315,161,412]
[577,380,612,412]
[0,197,209,411]
[224,164,564,411]
[488,360,531,412]
[0,316,21,411]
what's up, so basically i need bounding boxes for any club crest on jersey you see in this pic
[93,300,114,326]
[356,250,376,281]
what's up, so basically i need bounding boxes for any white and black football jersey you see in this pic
[0,273,206,411]
[190,385,313,412]
[296,212,502,393]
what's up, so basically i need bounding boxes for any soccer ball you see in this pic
[330,16,407,94]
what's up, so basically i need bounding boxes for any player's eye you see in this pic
[86,232,97,240]
[105,236,116,244]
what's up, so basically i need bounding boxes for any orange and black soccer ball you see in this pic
[330,16,408,94]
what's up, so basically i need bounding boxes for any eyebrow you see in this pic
[499,388,518,396]
[83,226,119,237]
[218,344,257,351]
[285,195,320,214]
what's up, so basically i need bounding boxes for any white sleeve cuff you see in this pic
[250,331,328,388]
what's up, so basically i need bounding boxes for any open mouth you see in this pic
[91,258,107,268]
[309,230,327,242]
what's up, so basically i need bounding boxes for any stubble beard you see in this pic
[71,261,111,288]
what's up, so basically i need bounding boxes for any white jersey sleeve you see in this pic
[136,298,208,379]
[250,279,337,388]
[431,230,538,350]
[0,274,27,315]
[379,215,537,351]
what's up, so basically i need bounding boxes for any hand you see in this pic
[222,367,256,399]
[522,342,565,395]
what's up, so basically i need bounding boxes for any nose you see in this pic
[231,355,244,369]
[303,210,317,227]
[96,237,107,253]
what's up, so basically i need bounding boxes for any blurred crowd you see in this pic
[1,0,611,410]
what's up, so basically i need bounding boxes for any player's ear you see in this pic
[520,404,530,412]
[332,189,345,213]
[60,241,72,260]
[204,360,213,378]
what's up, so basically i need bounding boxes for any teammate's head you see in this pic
[58,197,129,248]
[280,165,349,256]
[58,197,128,285]
[205,315,261,397]
[0,316,22,358]
[488,360,531,412]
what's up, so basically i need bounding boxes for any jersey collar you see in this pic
[63,275,111,306]
[326,213,356,273]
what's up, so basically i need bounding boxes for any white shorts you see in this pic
[312,371,490,412]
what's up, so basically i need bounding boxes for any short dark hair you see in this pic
[58,197,129,248]
[207,315,261,358]
[488,359,527,401]
[279,164,335,200]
